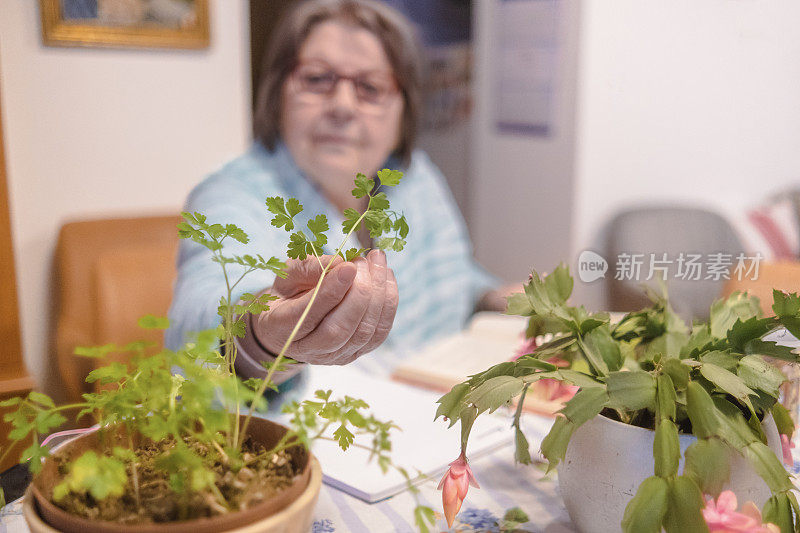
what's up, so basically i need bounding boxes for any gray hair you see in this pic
[253,0,423,164]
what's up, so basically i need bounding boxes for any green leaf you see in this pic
[710,292,762,339]
[771,402,794,439]
[557,369,604,388]
[684,438,730,496]
[466,376,525,414]
[435,383,470,426]
[506,292,533,316]
[307,214,329,239]
[700,363,755,403]
[606,371,656,412]
[0,397,20,407]
[333,424,355,451]
[21,442,50,474]
[662,476,708,533]
[342,208,362,234]
[621,476,669,533]
[74,344,118,358]
[742,339,799,362]
[376,168,403,186]
[741,441,793,493]
[27,391,55,409]
[700,350,740,372]
[369,192,390,211]
[738,355,785,397]
[285,198,302,217]
[413,505,435,533]
[583,326,623,372]
[34,411,66,434]
[544,264,573,304]
[727,317,774,351]
[85,362,128,385]
[351,173,374,198]
[655,373,677,420]
[224,223,248,243]
[342,247,367,261]
[514,426,531,465]
[663,358,690,388]
[137,314,170,330]
[772,289,800,318]
[653,419,679,477]
[540,416,573,470]
[393,215,409,238]
[763,493,794,533]
[559,387,608,426]
[287,231,311,260]
[503,507,529,524]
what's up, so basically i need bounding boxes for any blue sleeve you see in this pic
[412,152,499,308]
[165,161,285,351]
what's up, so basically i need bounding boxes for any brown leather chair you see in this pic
[53,215,181,403]
[720,261,800,316]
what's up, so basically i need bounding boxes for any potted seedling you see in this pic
[1,170,436,533]
[436,265,800,533]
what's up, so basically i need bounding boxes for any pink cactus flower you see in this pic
[780,433,795,467]
[438,451,480,528]
[703,491,780,533]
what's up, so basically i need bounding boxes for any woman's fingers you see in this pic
[345,266,399,363]
[256,258,356,353]
[329,249,388,363]
[289,258,373,360]
[271,255,343,297]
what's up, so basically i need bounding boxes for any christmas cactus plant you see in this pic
[436,265,800,532]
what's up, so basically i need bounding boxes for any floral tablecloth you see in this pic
[0,440,576,533]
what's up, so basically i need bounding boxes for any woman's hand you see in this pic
[253,250,398,365]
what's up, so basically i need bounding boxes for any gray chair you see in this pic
[606,206,744,321]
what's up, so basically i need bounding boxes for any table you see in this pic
[0,441,577,533]
[0,345,581,533]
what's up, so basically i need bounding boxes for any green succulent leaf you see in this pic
[662,476,708,533]
[376,168,403,186]
[606,371,656,412]
[466,376,525,414]
[684,438,731,496]
[653,419,680,478]
[621,476,669,533]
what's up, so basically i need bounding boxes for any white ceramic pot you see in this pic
[558,413,783,533]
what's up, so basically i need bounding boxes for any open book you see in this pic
[391,312,571,416]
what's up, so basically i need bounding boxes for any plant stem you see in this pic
[217,253,241,450]
[127,431,141,509]
[239,209,372,447]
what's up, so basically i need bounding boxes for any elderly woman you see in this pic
[166,0,504,382]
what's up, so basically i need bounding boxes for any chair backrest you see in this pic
[53,215,180,402]
[721,261,800,316]
[606,206,744,321]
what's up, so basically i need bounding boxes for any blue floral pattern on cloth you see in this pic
[456,507,500,531]
[312,518,336,532]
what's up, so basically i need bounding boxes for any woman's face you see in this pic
[280,20,404,193]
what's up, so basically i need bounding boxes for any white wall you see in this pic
[471,0,580,282]
[571,0,800,307]
[0,0,251,393]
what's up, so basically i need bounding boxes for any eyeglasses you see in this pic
[289,62,400,109]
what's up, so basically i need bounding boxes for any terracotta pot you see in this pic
[23,417,322,533]
[558,413,783,533]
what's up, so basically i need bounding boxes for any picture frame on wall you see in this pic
[40,0,210,50]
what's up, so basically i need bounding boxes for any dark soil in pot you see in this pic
[31,417,312,533]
